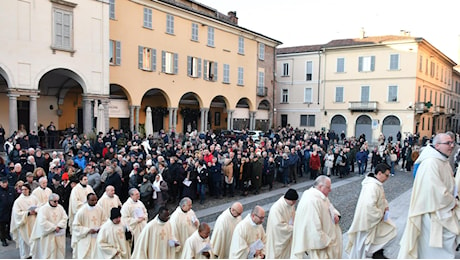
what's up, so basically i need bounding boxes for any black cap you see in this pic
[284,188,299,201]
[110,207,121,220]
[0,176,8,183]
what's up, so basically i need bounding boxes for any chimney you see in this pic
[228,11,238,25]
[359,27,365,39]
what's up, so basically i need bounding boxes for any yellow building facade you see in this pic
[109,0,281,135]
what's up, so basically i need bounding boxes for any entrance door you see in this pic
[18,101,30,131]
[281,114,288,128]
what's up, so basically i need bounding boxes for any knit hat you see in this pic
[61,172,69,180]
[284,188,299,201]
[110,207,121,220]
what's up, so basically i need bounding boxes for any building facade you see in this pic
[0,0,110,136]
[109,0,281,135]
[276,33,459,143]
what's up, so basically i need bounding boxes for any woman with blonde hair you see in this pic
[32,167,46,181]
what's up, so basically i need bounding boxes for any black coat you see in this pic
[0,185,15,222]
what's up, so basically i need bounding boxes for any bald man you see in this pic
[229,205,266,259]
[182,222,212,259]
[211,202,243,259]
[96,185,122,219]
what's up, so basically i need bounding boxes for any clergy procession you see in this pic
[2,127,460,259]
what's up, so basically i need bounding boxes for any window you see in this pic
[361,86,370,102]
[282,89,289,103]
[109,40,121,65]
[358,56,375,72]
[304,88,312,103]
[430,61,435,77]
[306,61,313,81]
[138,46,156,71]
[389,54,399,70]
[237,67,244,85]
[109,0,115,19]
[388,85,398,102]
[223,64,230,83]
[204,60,217,81]
[161,51,178,74]
[143,8,152,29]
[207,27,214,47]
[191,23,198,41]
[187,56,201,78]
[336,58,344,72]
[258,71,264,87]
[419,55,423,72]
[259,43,265,60]
[53,8,73,50]
[166,14,174,34]
[300,115,315,127]
[335,86,344,102]
[238,36,244,54]
[282,63,289,76]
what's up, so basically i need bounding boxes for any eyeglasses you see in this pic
[439,141,455,146]
[51,200,59,203]
[254,214,265,219]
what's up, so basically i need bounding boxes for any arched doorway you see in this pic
[256,100,270,131]
[110,84,131,132]
[179,92,201,133]
[209,96,229,131]
[355,115,372,141]
[330,115,347,137]
[234,98,251,130]
[141,89,169,134]
[382,115,401,142]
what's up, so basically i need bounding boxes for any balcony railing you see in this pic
[433,105,445,116]
[257,86,267,97]
[414,102,427,114]
[348,101,378,112]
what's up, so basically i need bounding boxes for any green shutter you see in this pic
[187,56,191,76]
[161,51,166,72]
[203,60,208,80]
[358,56,363,72]
[151,49,156,71]
[371,56,375,71]
[138,46,143,69]
[198,58,202,78]
[213,62,218,82]
[115,41,121,65]
[173,53,178,74]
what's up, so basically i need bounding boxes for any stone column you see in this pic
[129,106,135,133]
[200,108,209,132]
[168,107,174,132]
[268,110,273,131]
[101,99,110,133]
[7,93,19,136]
[29,95,39,132]
[134,106,140,133]
[226,109,234,130]
[249,111,256,130]
[171,107,178,133]
[82,96,93,134]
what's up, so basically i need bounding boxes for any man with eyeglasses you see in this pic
[229,205,266,259]
[399,132,460,258]
[291,176,342,258]
[30,193,68,258]
[346,163,396,259]
[265,188,298,259]
[211,202,243,258]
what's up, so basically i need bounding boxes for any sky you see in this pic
[197,0,460,63]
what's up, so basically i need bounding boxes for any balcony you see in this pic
[446,108,455,116]
[414,102,427,114]
[348,101,378,112]
[433,105,445,116]
[257,86,267,97]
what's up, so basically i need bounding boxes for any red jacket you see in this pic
[309,153,321,170]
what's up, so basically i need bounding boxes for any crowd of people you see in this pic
[1,121,460,258]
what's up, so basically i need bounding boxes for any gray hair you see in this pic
[313,175,330,188]
[433,133,450,145]
[49,193,60,201]
[128,188,139,196]
[179,197,192,207]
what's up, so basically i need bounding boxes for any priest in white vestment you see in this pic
[399,133,460,258]
[131,206,179,258]
[10,183,39,258]
[96,207,131,259]
[210,202,243,259]
[96,185,122,219]
[30,193,68,259]
[120,188,147,246]
[71,193,105,259]
[346,163,396,259]
[31,177,52,207]
[265,188,298,259]
[229,205,266,259]
[68,175,94,234]
[170,197,200,258]
[290,176,342,259]
[182,222,213,259]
